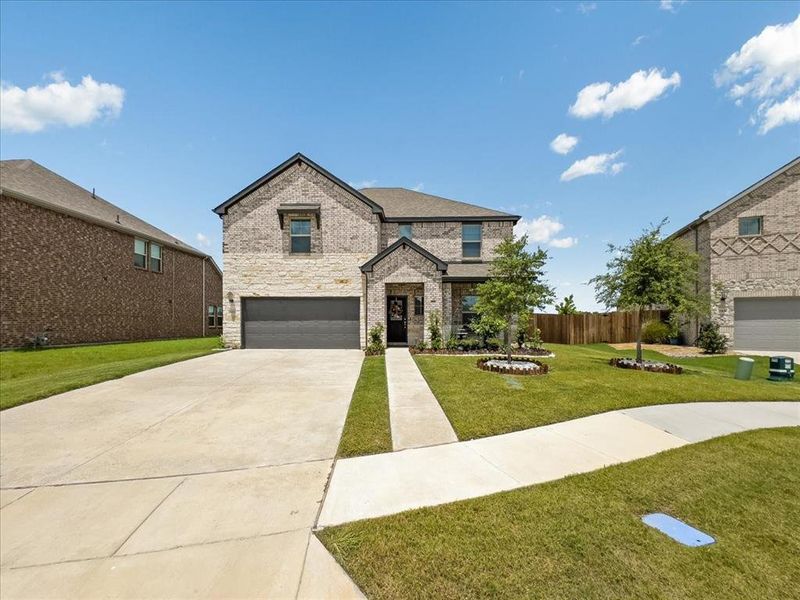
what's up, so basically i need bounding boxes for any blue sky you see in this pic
[2,1,798,310]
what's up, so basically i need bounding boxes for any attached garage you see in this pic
[734,297,800,351]
[241,297,360,349]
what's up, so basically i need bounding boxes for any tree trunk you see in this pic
[636,308,644,363]
[505,327,512,364]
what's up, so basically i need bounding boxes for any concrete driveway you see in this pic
[0,350,365,599]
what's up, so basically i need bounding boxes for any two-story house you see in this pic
[213,153,519,349]
[672,156,799,352]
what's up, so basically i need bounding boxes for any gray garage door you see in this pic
[734,297,800,351]
[242,297,360,349]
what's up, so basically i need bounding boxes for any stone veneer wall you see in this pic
[381,221,514,262]
[675,162,800,345]
[221,162,380,348]
[365,245,444,344]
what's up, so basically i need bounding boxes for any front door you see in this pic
[386,296,408,345]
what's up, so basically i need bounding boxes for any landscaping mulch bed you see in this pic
[610,357,683,374]
[477,356,549,376]
[410,347,553,357]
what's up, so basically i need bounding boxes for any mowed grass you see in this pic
[414,344,799,439]
[337,355,392,457]
[0,337,222,410]
[319,427,800,600]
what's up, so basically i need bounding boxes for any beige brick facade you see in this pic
[675,161,800,345]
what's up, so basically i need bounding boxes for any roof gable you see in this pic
[212,153,384,217]
[360,237,448,273]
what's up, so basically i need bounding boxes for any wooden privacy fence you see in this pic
[529,310,667,345]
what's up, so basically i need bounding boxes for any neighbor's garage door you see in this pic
[241,297,360,349]
[734,297,800,351]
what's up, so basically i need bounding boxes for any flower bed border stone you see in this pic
[609,357,683,375]
[410,347,554,357]
[477,356,550,376]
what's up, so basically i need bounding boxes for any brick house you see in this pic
[0,159,223,348]
[672,156,799,351]
[213,153,519,349]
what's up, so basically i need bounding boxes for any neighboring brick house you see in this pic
[0,160,223,348]
[213,153,519,349]
[672,156,799,351]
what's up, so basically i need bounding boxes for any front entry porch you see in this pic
[386,283,424,346]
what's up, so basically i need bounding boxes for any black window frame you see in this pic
[398,223,413,240]
[414,295,424,316]
[208,305,216,327]
[290,218,312,254]
[461,294,479,328]
[216,305,223,327]
[738,216,763,237]
[462,223,482,258]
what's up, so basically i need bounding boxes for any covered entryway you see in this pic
[734,297,800,351]
[241,297,360,349]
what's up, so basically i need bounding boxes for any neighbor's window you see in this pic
[398,223,413,240]
[414,295,424,316]
[462,223,482,258]
[738,216,762,236]
[134,239,147,269]
[290,219,312,253]
[216,305,223,327]
[149,243,162,272]
[461,295,479,328]
[208,305,216,327]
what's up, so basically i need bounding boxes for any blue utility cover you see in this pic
[642,513,715,547]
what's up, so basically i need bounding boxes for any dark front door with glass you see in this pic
[386,296,408,345]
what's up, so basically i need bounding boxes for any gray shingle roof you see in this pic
[358,187,517,220]
[1,159,208,258]
[443,262,492,279]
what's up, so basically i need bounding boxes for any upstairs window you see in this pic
[216,305,223,327]
[208,305,216,327]
[149,243,162,272]
[462,223,482,258]
[290,219,312,253]
[134,239,147,269]
[461,295,479,328]
[738,216,762,236]
[398,223,413,240]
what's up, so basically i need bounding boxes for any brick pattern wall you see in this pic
[449,282,480,333]
[381,220,513,262]
[676,163,800,345]
[365,245,444,343]
[221,162,380,347]
[0,194,222,348]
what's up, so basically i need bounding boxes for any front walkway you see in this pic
[318,401,799,526]
[386,348,457,450]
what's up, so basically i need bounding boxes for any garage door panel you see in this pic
[734,298,800,351]
[242,298,360,349]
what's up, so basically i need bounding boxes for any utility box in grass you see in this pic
[768,356,795,381]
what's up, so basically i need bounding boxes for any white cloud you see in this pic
[1,73,125,133]
[349,179,378,189]
[514,215,578,249]
[659,0,686,13]
[549,133,579,155]
[632,35,647,47]
[560,150,625,182]
[196,233,212,248]
[518,69,525,81]
[715,15,800,134]
[578,2,597,14]
[412,182,425,192]
[758,89,800,133]
[569,68,681,119]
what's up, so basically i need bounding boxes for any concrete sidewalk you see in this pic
[318,401,799,526]
[386,348,457,450]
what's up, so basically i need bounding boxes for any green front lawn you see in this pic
[414,344,799,439]
[319,427,800,600]
[337,355,392,457]
[0,337,222,410]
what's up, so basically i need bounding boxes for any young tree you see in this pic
[590,219,707,363]
[555,294,579,315]
[475,235,555,364]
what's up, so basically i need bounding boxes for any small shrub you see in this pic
[528,327,543,349]
[414,339,428,351]
[696,321,728,354]
[427,310,443,349]
[366,323,385,355]
[486,337,503,351]
[641,320,670,344]
[445,335,459,351]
